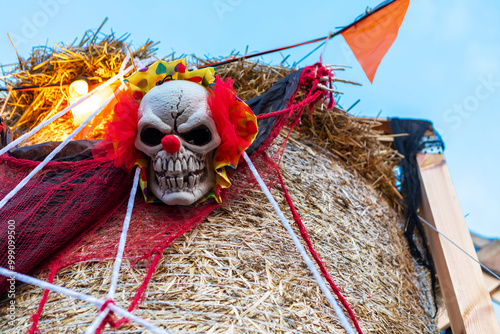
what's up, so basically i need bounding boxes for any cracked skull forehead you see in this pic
[135,80,221,205]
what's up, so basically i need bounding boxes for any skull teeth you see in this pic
[160,177,167,189]
[175,160,182,172]
[153,155,208,192]
[188,157,195,172]
[153,157,205,175]
[155,172,203,191]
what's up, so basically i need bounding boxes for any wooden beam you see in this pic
[418,153,500,334]
[470,232,493,250]
[437,304,450,331]
[492,289,500,304]
[438,272,500,331]
[477,240,500,277]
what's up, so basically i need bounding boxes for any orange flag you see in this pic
[341,0,410,83]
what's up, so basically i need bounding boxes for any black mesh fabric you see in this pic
[389,117,445,314]
[245,69,303,155]
[9,140,98,162]
[0,117,10,148]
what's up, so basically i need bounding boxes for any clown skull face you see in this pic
[135,80,221,205]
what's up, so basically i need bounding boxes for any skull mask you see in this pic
[135,80,221,206]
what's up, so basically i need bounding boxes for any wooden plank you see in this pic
[437,305,450,331]
[418,153,500,334]
[438,272,500,331]
[492,289,500,304]
[484,273,500,292]
[477,240,500,277]
[470,232,493,250]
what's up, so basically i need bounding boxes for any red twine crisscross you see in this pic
[95,298,117,334]
[100,298,116,312]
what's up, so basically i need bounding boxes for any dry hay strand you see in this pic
[214,59,294,101]
[0,21,157,145]
[189,52,294,102]
[0,134,437,333]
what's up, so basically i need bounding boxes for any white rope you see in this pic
[109,166,141,297]
[0,90,11,117]
[0,84,125,210]
[0,65,134,157]
[418,216,500,281]
[119,52,131,85]
[0,267,170,334]
[85,167,141,334]
[242,152,356,334]
[85,308,111,334]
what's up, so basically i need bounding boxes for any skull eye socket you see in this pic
[140,127,165,146]
[181,126,212,146]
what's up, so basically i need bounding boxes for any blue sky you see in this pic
[1,0,499,321]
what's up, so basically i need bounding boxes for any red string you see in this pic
[26,266,57,334]
[199,36,331,69]
[95,299,117,334]
[100,298,116,312]
[273,163,363,334]
[256,90,323,121]
[114,250,162,328]
[130,250,162,309]
[257,62,335,124]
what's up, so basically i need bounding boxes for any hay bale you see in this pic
[0,133,437,333]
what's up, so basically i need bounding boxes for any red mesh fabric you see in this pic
[46,147,276,272]
[48,196,221,268]
[0,156,133,294]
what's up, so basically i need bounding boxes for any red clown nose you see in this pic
[161,135,181,153]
